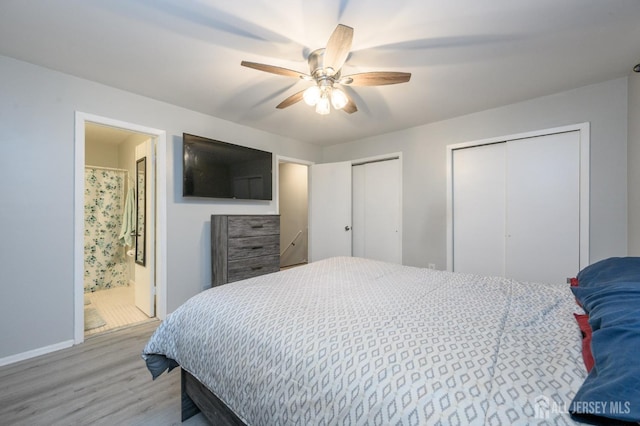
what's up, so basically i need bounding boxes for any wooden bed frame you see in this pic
[181,369,246,425]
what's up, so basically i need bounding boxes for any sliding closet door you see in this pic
[505,131,580,283]
[452,130,582,284]
[352,159,402,263]
[352,165,366,257]
[452,143,506,277]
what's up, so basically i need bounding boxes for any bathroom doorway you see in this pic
[74,112,167,344]
[83,123,151,336]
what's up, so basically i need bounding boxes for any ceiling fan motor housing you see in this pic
[308,48,326,75]
[240,24,410,114]
[308,48,339,78]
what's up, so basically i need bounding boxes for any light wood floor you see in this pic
[85,285,153,337]
[0,321,211,426]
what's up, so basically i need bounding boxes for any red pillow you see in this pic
[571,278,594,371]
[570,278,583,307]
[573,313,594,372]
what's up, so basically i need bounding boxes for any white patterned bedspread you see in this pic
[143,257,587,425]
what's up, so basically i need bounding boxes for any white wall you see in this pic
[629,71,640,255]
[323,78,629,269]
[0,55,321,360]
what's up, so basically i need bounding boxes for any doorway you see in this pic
[277,157,312,269]
[84,124,151,336]
[74,112,167,344]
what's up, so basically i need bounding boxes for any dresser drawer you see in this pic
[211,214,281,287]
[227,255,280,283]
[228,235,279,259]
[228,215,279,238]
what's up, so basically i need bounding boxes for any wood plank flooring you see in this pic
[0,321,210,426]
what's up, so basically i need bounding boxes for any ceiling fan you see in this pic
[241,24,411,115]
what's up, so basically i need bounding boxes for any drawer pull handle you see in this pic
[250,246,263,250]
[251,266,263,271]
[251,225,264,229]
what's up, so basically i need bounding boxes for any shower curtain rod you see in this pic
[85,165,129,173]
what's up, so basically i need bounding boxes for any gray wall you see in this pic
[0,51,632,362]
[323,77,629,269]
[629,72,640,256]
[0,55,321,359]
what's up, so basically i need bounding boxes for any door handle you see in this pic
[345,226,351,231]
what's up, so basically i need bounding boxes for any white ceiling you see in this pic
[1,0,639,146]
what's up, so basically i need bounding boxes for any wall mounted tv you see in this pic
[183,133,273,200]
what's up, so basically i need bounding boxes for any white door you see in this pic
[309,162,352,262]
[505,132,580,283]
[352,159,402,263]
[452,143,506,277]
[452,131,581,284]
[134,140,155,317]
[352,165,366,258]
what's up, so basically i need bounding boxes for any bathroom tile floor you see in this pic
[84,285,153,337]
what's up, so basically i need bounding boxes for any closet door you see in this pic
[352,165,366,257]
[452,130,581,284]
[352,159,402,263]
[505,131,580,283]
[452,143,506,276]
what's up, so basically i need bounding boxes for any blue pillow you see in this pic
[576,256,640,288]
[570,257,640,425]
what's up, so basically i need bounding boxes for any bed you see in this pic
[142,256,640,425]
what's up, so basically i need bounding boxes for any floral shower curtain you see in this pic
[84,167,128,293]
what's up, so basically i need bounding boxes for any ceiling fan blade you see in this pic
[341,91,358,114]
[323,24,354,74]
[276,90,305,109]
[241,61,310,79]
[340,71,411,86]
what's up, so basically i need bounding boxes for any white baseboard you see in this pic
[0,339,74,367]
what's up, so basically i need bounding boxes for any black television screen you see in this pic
[183,133,273,200]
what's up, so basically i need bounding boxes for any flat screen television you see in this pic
[183,133,273,200]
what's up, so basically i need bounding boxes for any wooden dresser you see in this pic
[211,215,280,286]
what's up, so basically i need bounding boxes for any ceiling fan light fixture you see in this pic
[241,24,411,115]
[303,85,321,106]
[315,93,331,115]
[330,88,348,110]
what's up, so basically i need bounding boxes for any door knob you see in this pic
[345,226,351,231]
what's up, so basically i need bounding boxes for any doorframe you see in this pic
[445,122,590,272]
[275,156,314,265]
[274,155,314,216]
[74,112,167,344]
